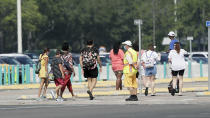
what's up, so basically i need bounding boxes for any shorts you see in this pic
[84,67,98,78]
[124,72,138,88]
[54,78,64,86]
[145,66,157,76]
[172,69,185,76]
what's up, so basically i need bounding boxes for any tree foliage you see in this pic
[0,0,209,53]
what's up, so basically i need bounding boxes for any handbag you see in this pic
[35,54,43,74]
[35,61,41,74]
[48,71,54,81]
[168,80,179,93]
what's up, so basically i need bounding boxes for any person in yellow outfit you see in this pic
[122,40,138,101]
[37,48,50,100]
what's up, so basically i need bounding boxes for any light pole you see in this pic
[206,21,210,91]
[134,19,143,93]
[17,0,22,53]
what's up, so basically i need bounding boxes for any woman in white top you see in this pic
[142,44,160,96]
[168,42,187,96]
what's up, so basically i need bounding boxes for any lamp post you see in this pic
[17,0,22,53]
[134,19,143,93]
[206,21,210,91]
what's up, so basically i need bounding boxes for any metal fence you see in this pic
[0,61,207,86]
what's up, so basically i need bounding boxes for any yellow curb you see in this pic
[2,77,208,90]
[19,87,209,100]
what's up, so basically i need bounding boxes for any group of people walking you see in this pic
[37,31,187,102]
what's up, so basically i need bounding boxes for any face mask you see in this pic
[123,46,127,50]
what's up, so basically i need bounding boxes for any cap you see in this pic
[122,40,132,46]
[168,31,175,37]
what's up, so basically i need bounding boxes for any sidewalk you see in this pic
[18,86,209,100]
[0,77,208,90]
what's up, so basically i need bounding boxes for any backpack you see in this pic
[63,60,72,71]
[168,80,179,93]
[35,62,41,74]
[144,51,155,68]
[82,48,96,70]
[35,54,43,74]
[61,54,72,72]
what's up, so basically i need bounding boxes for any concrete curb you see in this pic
[0,77,208,90]
[196,91,210,96]
[18,87,208,100]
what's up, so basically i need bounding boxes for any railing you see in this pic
[0,60,207,86]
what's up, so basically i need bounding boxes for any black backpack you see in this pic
[168,80,179,93]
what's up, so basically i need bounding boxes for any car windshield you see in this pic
[0,57,20,65]
[15,56,35,65]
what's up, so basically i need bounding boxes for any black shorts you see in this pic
[172,69,185,76]
[84,67,98,78]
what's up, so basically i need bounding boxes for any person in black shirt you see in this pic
[80,40,102,100]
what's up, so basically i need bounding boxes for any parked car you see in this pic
[0,54,35,67]
[24,53,39,64]
[189,52,208,58]
[72,53,80,66]
[99,52,110,66]
[0,56,23,84]
[159,52,169,64]
[192,57,208,64]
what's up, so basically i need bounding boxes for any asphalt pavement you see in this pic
[0,104,210,118]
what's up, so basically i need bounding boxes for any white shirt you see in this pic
[168,49,187,71]
[142,50,159,64]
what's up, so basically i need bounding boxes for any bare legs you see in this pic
[56,85,62,97]
[38,78,49,98]
[115,72,123,90]
[127,87,137,95]
[88,78,97,93]
[145,75,155,95]
[173,76,183,95]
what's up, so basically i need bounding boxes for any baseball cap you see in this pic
[122,40,132,46]
[168,31,175,37]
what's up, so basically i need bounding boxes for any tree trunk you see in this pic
[27,32,32,51]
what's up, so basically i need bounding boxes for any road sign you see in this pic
[187,36,193,40]
[206,21,210,27]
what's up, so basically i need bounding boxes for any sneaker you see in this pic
[145,87,148,96]
[132,96,138,101]
[171,89,176,96]
[50,90,56,100]
[125,95,138,101]
[36,97,42,101]
[87,90,94,100]
[72,96,76,100]
[125,96,132,101]
[41,95,47,100]
[56,96,64,102]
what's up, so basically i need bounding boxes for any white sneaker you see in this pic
[56,96,64,102]
[50,90,56,100]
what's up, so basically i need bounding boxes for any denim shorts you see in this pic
[145,65,157,76]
